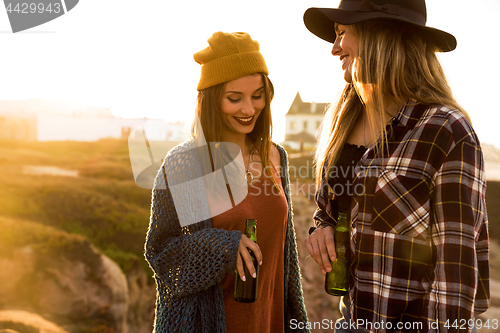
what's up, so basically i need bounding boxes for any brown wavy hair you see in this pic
[191,73,279,189]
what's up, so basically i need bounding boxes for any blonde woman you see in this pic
[144,32,309,333]
[303,0,490,332]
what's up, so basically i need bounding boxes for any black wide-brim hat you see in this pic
[304,0,456,52]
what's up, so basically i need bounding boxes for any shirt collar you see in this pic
[391,99,430,129]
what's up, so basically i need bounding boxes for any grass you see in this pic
[0,215,86,258]
[0,138,179,279]
[1,138,498,284]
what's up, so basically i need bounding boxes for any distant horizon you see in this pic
[1,0,498,146]
[2,93,500,151]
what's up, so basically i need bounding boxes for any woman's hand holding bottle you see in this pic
[305,225,336,275]
[236,234,262,281]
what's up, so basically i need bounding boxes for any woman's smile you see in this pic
[234,116,255,126]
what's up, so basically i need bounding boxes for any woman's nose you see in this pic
[241,99,255,115]
[331,38,341,56]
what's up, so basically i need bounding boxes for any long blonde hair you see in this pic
[315,19,469,186]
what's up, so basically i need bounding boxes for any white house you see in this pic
[0,99,188,142]
[283,92,328,151]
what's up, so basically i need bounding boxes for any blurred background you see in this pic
[0,0,499,332]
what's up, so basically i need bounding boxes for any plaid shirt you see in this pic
[314,102,490,332]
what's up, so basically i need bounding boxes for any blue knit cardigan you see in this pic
[144,140,310,333]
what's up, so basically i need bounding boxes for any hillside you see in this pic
[0,139,498,332]
[0,139,179,276]
[0,139,175,332]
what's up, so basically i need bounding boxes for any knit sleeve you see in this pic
[276,144,310,333]
[144,144,241,298]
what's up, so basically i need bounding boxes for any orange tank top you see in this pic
[211,164,288,333]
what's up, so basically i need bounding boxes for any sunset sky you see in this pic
[0,0,499,145]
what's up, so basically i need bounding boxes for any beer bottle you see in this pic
[325,212,350,296]
[234,219,259,303]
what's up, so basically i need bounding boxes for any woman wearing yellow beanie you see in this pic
[145,31,310,333]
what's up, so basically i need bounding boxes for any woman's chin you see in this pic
[344,71,353,83]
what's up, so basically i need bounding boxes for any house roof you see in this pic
[285,131,317,143]
[285,92,328,116]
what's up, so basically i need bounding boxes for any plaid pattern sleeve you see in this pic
[320,102,490,332]
[425,113,490,329]
[313,171,337,228]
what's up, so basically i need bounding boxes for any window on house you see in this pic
[290,122,295,130]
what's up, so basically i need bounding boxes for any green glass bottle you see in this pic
[234,219,259,303]
[325,212,350,296]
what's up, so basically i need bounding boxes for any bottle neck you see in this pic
[336,213,349,232]
[245,219,257,242]
[335,213,349,257]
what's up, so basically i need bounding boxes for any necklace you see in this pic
[235,151,254,182]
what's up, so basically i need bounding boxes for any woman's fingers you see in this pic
[236,248,246,281]
[305,226,336,275]
[237,234,262,281]
[324,227,336,261]
[243,235,263,266]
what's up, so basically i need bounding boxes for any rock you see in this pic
[0,310,69,333]
[125,260,156,333]
[0,218,129,333]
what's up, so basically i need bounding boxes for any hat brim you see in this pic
[303,7,456,52]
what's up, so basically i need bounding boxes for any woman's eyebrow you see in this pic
[225,86,264,94]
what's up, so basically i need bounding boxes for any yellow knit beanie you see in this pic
[194,32,269,91]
